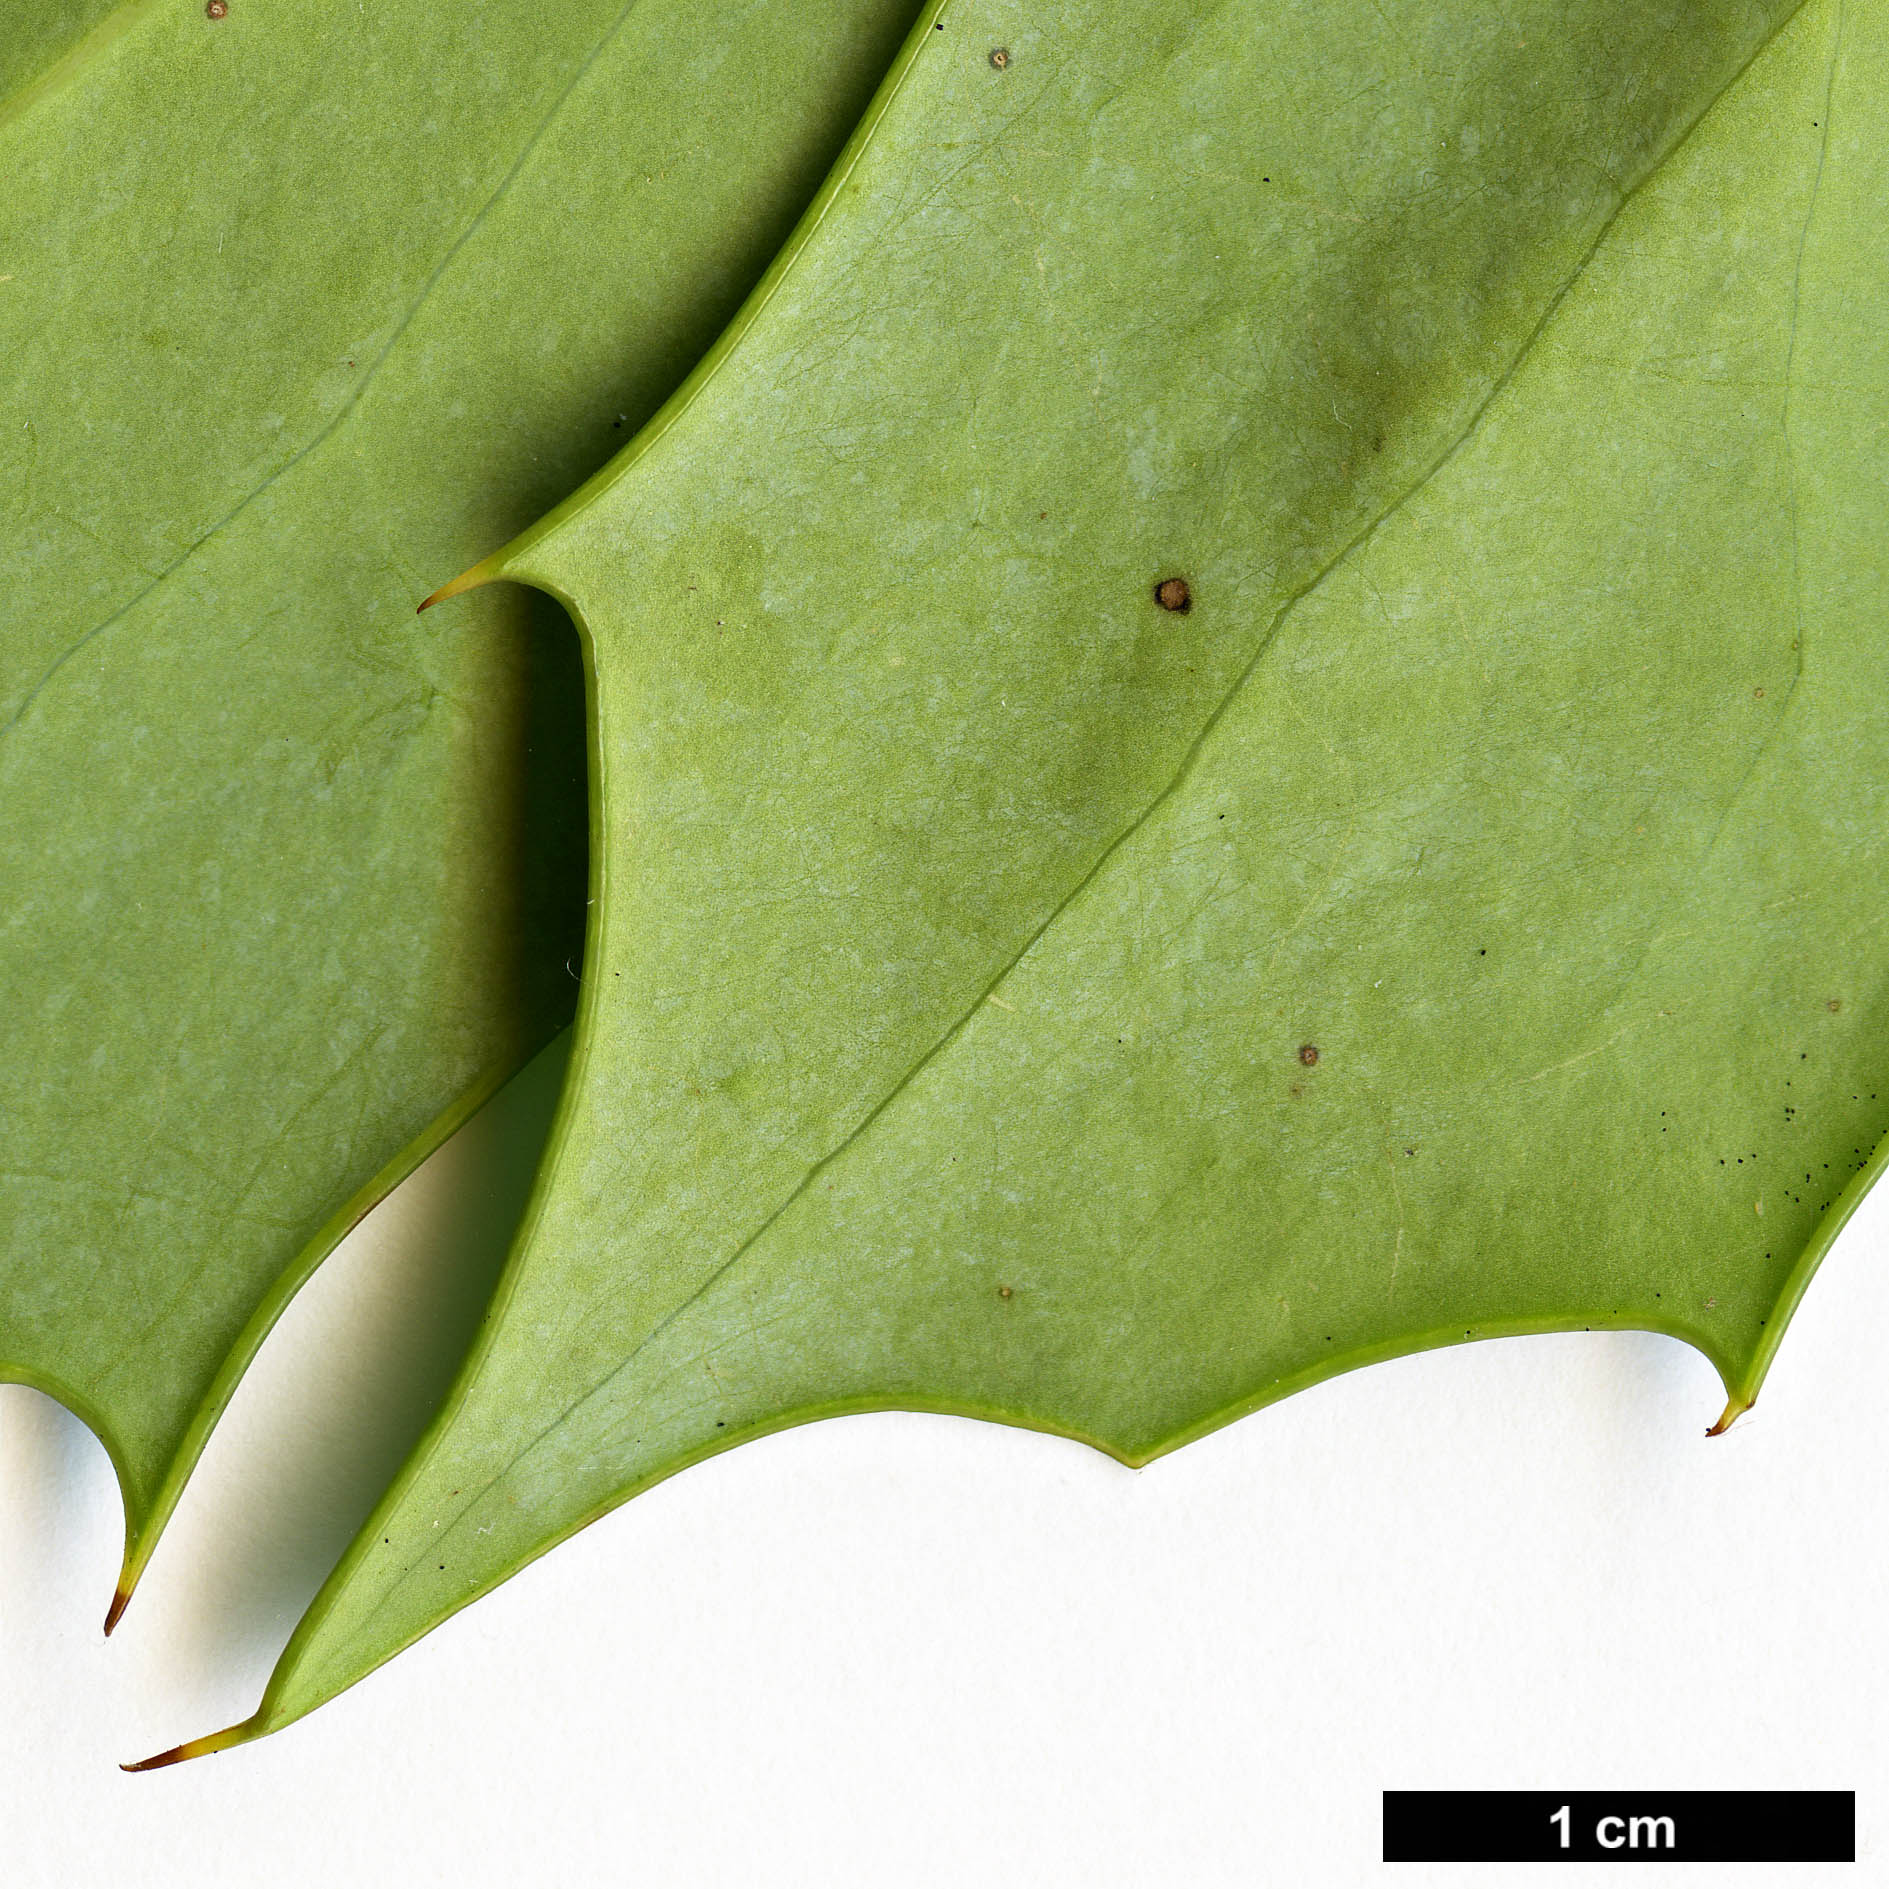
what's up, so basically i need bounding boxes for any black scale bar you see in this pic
[1383,1791,1855,1863]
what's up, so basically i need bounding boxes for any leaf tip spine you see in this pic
[1705,1393,1752,1437]
[102,1582,131,1636]
[416,549,508,615]
[121,1717,257,1773]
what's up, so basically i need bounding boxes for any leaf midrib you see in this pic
[0,0,165,138]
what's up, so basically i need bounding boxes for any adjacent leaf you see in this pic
[1,0,926,1617]
[165,0,1889,1757]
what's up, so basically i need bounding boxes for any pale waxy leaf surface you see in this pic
[0,0,126,102]
[0,0,925,1615]
[182,0,1886,1754]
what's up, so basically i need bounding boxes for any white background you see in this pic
[2,1041,1880,1887]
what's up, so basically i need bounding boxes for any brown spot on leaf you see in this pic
[997,1284,1013,1300]
[1298,1043,1319,1066]
[989,47,1010,68]
[1828,998,1842,1012]
[205,0,227,16]
[1155,576,1192,613]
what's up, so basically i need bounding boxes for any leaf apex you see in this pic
[1705,1394,1753,1438]
[121,1717,258,1773]
[102,1581,131,1636]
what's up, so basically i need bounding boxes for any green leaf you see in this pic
[0,0,126,101]
[0,0,926,1620]
[167,0,1889,1756]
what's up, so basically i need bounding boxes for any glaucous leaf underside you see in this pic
[167,0,1885,1755]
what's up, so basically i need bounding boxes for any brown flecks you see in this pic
[205,0,227,17]
[1155,576,1192,613]
[1753,687,1765,698]
[1288,1082,1303,1098]
[1298,1043,1319,1067]
[998,1284,1013,1300]
[989,47,1010,68]
[1827,998,1842,1012]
